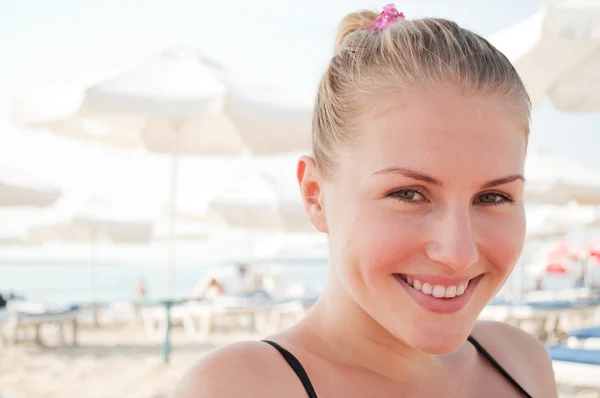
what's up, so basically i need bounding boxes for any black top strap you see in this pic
[262,340,318,398]
[467,335,533,398]
[264,337,531,398]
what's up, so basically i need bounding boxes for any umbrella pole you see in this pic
[89,237,99,327]
[166,154,179,298]
[582,256,589,289]
[245,228,252,262]
[245,213,255,263]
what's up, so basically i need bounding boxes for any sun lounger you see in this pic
[569,326,600,339]
[567,326,600,349]
[547,346,600,388]
[2,305,80,346]
[176,295,318,340]
[0,309,9,352]
[483,298,599,341]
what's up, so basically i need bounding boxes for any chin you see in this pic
[370,290,484,354]
[383,313,478,355]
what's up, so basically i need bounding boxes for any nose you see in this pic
[425,206,479,272]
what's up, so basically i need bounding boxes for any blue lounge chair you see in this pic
[569,326,600,340]
[567,326,600,349]
[5,304,80,346]
[547,346,600,388]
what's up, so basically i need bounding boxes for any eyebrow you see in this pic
[371,167,525,189]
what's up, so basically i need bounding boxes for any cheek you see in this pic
[476,210,526,273]
[333,202,425,280]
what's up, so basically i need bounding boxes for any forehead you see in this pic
[345,87,527,180]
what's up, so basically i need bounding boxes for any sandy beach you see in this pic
[0,326,260,398]
[1,325,598,398]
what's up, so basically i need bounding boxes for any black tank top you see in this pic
[262,336,533,398]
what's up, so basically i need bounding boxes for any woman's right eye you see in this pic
[388,189,426,203]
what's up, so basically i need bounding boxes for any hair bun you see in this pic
[334,10,379,54]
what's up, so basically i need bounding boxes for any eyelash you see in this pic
[388,189,514,207]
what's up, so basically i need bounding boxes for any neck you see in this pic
[297,266,447,383]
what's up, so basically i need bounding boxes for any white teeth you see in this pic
[401,276,472,298]
[432,285,445,298]
[445,285,457,298]
[421,283,433,295]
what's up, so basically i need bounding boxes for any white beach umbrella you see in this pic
[222,84,313,155]
[13,48,312,155]
[13,49,235,297]
[526,203,600,239]
[0,164,61,207]
[524,150,600,205]
[489,0,600,111]
[205,163,313,234]
[152,217,213,242]
[27,197,153,244]
[12,48,313,296]
[196,161,315,262]
[66,49,243,155]
[0,208,44,246]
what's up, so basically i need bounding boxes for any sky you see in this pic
[0,0,598,209]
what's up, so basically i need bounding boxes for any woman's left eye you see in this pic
[475,193,512,206]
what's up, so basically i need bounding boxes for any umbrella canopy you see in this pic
[13,48,313,156]
[152,218,213,242]
[489,0,600,111]
[524,150,600,205]
[0,164,61,207]
[15,49,241,155]
[205,162,314,234]
[222,84,312,155]
[0,208,42,246]
[526,203,600,239]
[27,197,153,244]
[545,263,570,274]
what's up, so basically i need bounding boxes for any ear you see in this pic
[297,155,328,233]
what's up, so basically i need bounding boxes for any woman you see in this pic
[175,5,557,397]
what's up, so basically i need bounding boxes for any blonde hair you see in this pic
[312,11,531,176]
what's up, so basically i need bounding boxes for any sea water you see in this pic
[0,258,329,304]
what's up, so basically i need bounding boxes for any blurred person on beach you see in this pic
[7,290,21,300]
[175,4,557,397]
[225,263,260,296]
[191,263,258,299]
[233,263,259,295]
[134,277,148,300]
[192,277,226,299]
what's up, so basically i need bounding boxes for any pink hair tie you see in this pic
[369,4,405,32]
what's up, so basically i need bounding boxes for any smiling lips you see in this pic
[394,273,481,314]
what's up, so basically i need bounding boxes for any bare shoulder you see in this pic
[173,340,300,398]
[471,320,557,397]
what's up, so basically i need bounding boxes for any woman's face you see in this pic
[303,86,527,354]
